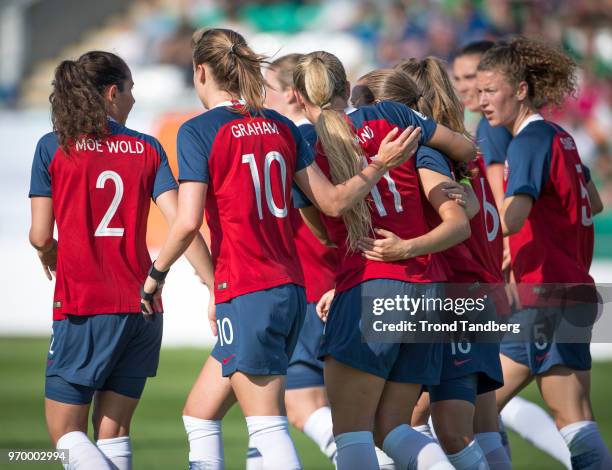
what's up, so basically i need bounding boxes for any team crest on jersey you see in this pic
[217,282,228,290]
[53,301,61,308]
[560,136,576,150]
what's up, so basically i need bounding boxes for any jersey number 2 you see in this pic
[94,170,125,237]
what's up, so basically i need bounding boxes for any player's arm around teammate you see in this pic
[140,30,419,470]
[477,37,611,468]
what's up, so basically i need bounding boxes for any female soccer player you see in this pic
[139,29,422,470]
[29,51,210,470]
[452,41,512,211]
[453,40,580,469]
[477,37,611,468]
[292,51,477,470]
[357,61,509,470]
[261,53,339,466]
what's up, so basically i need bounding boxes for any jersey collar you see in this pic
[345,105,357,115]
[516,113,544,135]
[212,98,246,109]
[294,117,311,127]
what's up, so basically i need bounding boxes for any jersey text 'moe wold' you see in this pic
[75,138,146,154]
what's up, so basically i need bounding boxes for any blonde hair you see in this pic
[294,51,371,250]
[361,63,472,178]
[269,53,303,91]
[395,57,467,135]
[191,28,267,113]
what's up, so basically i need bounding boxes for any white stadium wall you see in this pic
[2,110,612,359]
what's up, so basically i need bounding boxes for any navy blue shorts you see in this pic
[429,373,478,404]
[500,307,592,374]
[319,279,443,385]
[286,302,325,390]
[438,297,504,395]
[45,313,162,405]
[211,284,306,377]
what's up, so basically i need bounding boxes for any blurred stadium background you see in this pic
[1,0,611,468]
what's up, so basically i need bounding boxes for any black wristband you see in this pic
[148,261,169,282]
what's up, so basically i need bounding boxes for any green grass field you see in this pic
[1,338,611,469]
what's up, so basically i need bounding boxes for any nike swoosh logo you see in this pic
[535,352,551,363]
[222,354,236,365]
[454,359,472,366]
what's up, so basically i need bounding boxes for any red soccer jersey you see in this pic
[314,102,447,292]
[504,117,594,306]
[451,156,504,284]
[290,209,337,303]
[28,122,178,320]
[177,102,311,303]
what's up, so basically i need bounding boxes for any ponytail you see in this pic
[192,28,268,113]
[50,51,129,152]
[294,52,371,251]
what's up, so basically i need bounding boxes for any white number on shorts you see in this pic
[365,155,403,217]
[480,177,500,241]
[94,170,125,237]
[576,164,593,227]
[49,328,55,355]
[450,340,471,355]
[242,152,288,220]
[216,317,234,346]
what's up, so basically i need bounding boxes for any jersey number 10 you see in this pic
[242,152,288,220]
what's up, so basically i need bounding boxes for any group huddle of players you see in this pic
[28,26,610,469]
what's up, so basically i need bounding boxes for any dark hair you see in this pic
[455,40,496,59]
[50,51,130,151]
[477,36,577,109]
[192,28,268,113]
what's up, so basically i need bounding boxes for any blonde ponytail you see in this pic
[294,52,372,250]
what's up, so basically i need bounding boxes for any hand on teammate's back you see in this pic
[37,239,58,280]
[376,126,421,170]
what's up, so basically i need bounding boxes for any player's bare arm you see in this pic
[501,194,533,236]
[29,196,57,280]
[358,169,470,261]
[294,126,420,217]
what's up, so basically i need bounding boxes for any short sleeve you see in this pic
[378,101,437,145]
[415,146,453,179]
[505,130,552,200]
[152,143,178,200]
[298,123,317,147]
[29,135,56,198]
[290,122,315,171]
[177,123,209,183]
[476,118,512,166]
[581,164,592,184]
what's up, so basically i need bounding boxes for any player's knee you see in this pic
[285,401,307,431]
[373,414,404,448]
[435,425,471,455]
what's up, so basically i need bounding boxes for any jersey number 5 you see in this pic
[94,170,125,237]
[242,152,288,220]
